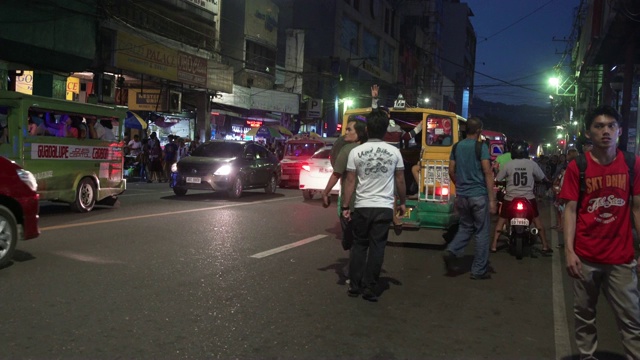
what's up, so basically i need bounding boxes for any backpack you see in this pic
[575,151,636,206]
[451,140,485,162]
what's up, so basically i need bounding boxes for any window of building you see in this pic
[362,30,379,65]
[384,8,391,34]
[245,40,276,76]
[341,17,359,54]
[382,43,394,73]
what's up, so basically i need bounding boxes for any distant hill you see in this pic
[469,97,554,146]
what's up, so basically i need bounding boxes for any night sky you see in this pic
[465,0,581,107]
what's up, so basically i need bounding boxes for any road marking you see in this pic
[250,234,328,258]
[40,197,298,231]
[549,202,572,359]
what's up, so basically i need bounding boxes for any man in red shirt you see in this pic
[559,105,640,359]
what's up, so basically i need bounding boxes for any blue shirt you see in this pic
[450,138,490,197]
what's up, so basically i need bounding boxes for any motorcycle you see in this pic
[504,197,538,259]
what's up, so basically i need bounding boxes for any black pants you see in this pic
[348,207,394,291]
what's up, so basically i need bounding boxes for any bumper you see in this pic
[174,173,232,191]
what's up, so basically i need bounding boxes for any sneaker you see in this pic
[442,250,456,273]
[470,272,491,280]
[362,288,378,302]
[347,287,360,297]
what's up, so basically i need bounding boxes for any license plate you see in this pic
[186,177,201,184]
[510,218,529,226]
[281,175,290,180]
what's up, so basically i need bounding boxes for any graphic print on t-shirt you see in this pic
[356,146,395,178]
[584,173,627,224]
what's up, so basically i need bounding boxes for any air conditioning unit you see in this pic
[169,90,182,113]
[101,74,116,104]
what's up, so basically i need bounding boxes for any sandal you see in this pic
[550,225,558,229]
[490,249,497,253]
[541,248,553,255]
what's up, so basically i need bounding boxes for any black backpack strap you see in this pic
[451,142,459,161]
[576,154,587,208]
[451,140,484,162]
[623,151,636,201]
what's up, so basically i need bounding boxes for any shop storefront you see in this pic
[211,84,299,139]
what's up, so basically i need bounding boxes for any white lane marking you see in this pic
[250,234,328,259]
[550,202,572,358]
[119,190,175,196]
[40,196,298,231]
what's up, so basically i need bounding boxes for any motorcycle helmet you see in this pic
[511,141,530,159]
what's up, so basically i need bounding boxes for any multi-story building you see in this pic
[213,0,300,140]
[441,0,475,117]
[273,0,402,136]
[0,0,233,142]
[571,0,640,153]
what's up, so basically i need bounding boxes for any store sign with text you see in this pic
[31,144,118,160]
[128,89,166,112]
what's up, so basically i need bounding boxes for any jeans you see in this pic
[573,259,640,360]
[348,207,394,291]
[446,195,490,276]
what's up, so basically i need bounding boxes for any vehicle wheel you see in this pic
[173,187,188,196]
[70,178,96,213]
[0,205,18,268]
[228,177,243,199]
[515,235,524,260]
[265,174,277,194]
[302,189,313,200]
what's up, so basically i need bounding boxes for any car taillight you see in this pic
[301,162,310,172]
[516,201,524,211]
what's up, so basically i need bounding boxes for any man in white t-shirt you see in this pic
[341,109,406,302]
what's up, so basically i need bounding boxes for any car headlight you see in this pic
[17,169,38,192]
[171,163,178,173]
[214,164,232,176]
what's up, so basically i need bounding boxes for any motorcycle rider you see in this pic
[491,141,552,254]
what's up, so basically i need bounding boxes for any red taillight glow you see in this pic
[301,163,310,172]
[516,202,524,210]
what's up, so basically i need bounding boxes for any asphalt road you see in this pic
[0,182,630,359]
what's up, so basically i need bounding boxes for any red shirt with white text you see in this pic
[559,150,640,264]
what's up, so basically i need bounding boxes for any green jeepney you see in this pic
[0,90,127,212]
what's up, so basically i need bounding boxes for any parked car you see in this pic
[0,156,40,267]
[299,147,340,200]
[171,140,280,198]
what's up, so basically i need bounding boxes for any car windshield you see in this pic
[191,142,243,158]
[285,143,323,157]
[312,148,332,159]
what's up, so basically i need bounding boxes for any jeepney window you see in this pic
[425,116,453,146]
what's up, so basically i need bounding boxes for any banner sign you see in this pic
[180,0,218,14]
[31,144,120,160]
[178,51,207,87]
[16,70,33,95]
[127,89,166,112]
[116,32,178,81]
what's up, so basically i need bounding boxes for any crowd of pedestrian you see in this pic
[124,132,197,183]
[316,86,639,359]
